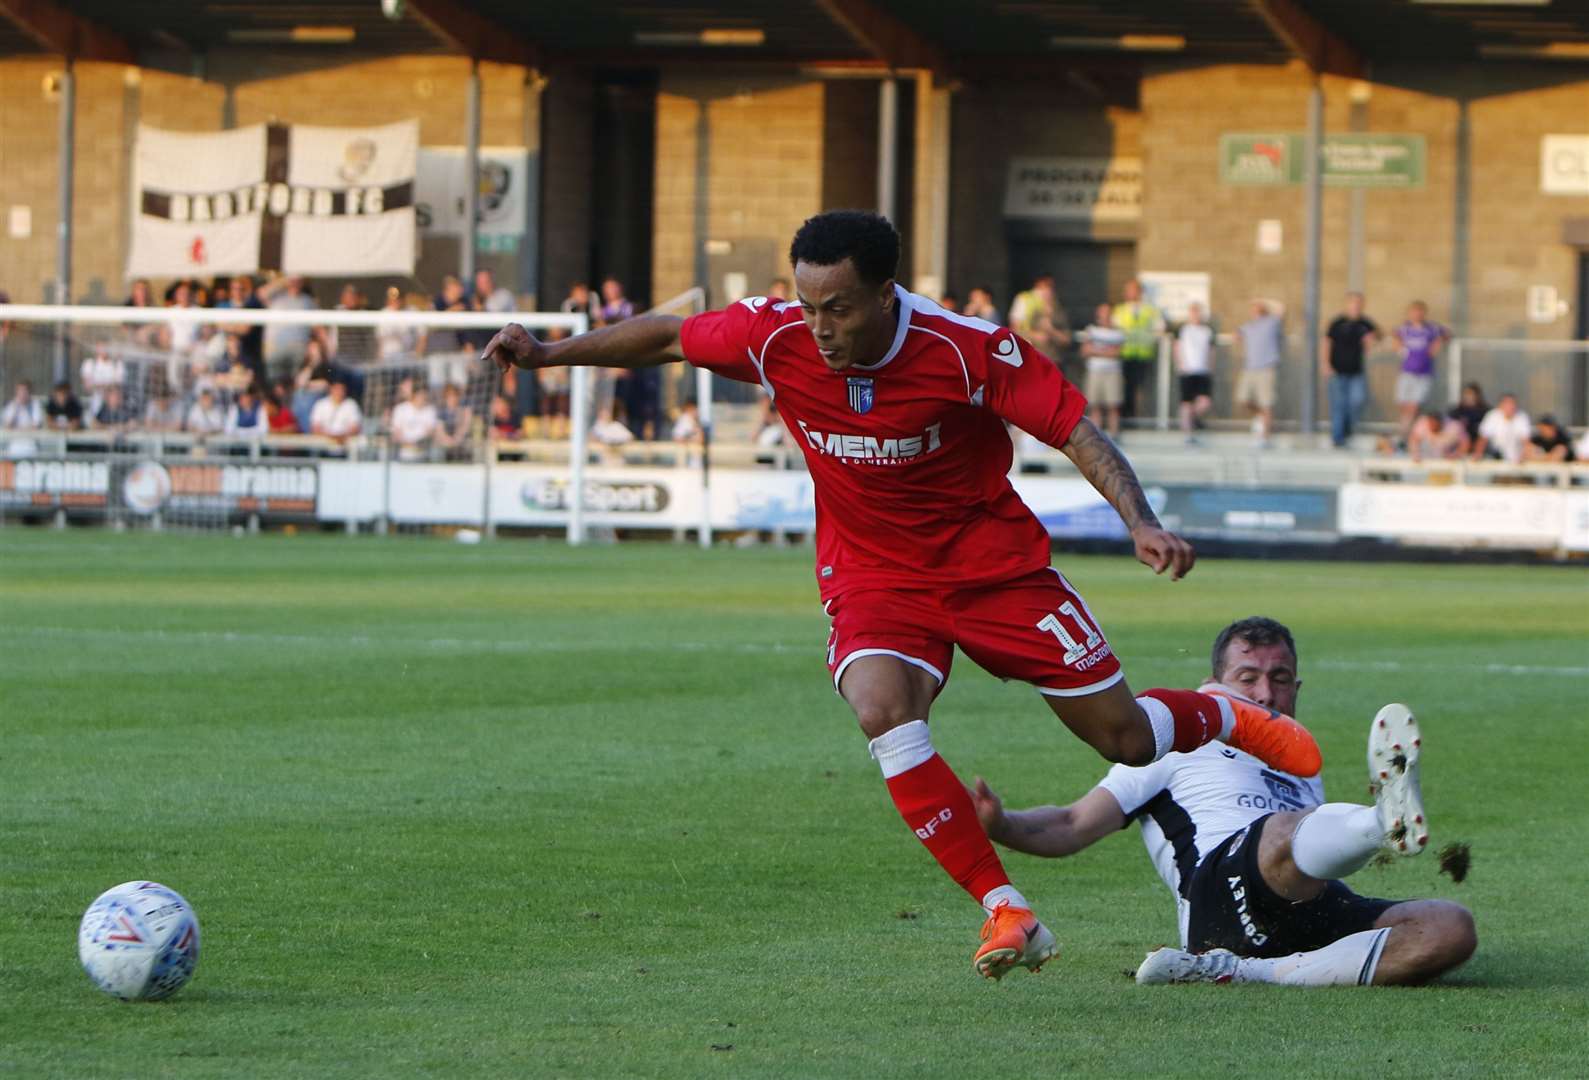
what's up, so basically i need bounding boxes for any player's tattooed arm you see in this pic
[481,314,686,373]
[1062,417,1197,580]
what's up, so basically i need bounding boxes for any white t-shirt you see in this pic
[185,401,226,435]
[1477,408,1531,464]
[391,400,438,445]
[310,396,363,438]
[80,354,127,394]
[1,398,42,429]
[671,412,702,442]
[1084,325,1125,373]
[1177,323,1214,375]
[1095,739,1323,947]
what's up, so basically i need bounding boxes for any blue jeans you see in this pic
[1329,374,1367,446]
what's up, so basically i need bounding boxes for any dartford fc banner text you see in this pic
[127,120,419,278]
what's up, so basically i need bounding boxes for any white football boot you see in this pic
[1135,947,1239,985]
[1368,703,1428,855]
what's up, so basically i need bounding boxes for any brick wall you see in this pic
[947,84,1141,309]
[652,73,824,305]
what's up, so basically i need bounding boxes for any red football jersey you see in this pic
[679,286,1089,600]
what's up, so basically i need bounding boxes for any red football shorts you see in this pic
[823,567,1124,699]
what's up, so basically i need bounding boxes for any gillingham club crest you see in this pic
[846,376,875,415]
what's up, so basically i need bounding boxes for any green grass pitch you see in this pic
[2,530,1586,1078]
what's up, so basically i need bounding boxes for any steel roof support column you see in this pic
[1300,77,1323,439]
[462,58,481,286]
[54,59,75,381]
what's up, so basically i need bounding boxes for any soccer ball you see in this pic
[78,881,201,1001]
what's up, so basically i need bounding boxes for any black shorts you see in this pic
[1179,374,1213,403]
[1186,813,1400,959]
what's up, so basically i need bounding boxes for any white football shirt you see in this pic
[1096,741,1323,946]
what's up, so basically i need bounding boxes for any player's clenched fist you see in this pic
[1130,524,1196,581]
[480,323,546,373]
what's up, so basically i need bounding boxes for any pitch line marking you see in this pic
[4,625,1585,677]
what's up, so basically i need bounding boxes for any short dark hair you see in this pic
[1211,617,1298,679]
[788,210,899,286]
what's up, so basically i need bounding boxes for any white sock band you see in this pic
[1291,803,1385,881]
[867,719,935,779]
[979,884,1030,917]
[1138,696,1177,761]
[1235,927,1392,987]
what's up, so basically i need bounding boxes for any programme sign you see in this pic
[1004,157,1142,222]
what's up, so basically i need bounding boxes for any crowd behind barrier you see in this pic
[2,272,1584,474]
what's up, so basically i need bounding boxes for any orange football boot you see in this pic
[1206,690,1323,777]
[973,902,1058,980]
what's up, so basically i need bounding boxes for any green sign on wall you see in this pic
[1220,133,1426,188]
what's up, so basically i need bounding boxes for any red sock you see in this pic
[884,753,1009,903]
[1139,688,1228,753]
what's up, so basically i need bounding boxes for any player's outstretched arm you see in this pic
[480,314,686,374]
[1061,416,1196,580]
[970,779,1126,858]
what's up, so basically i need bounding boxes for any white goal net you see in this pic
[0,297,583,533]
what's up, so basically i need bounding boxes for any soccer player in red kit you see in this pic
[482,211,1320,979]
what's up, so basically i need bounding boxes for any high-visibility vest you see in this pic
[1113,302,1161,362]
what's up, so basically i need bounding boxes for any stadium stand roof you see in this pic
[4,1,1588,74]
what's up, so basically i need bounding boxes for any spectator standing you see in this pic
[962,286,1003,327]
[376,287,420,361]
[596,276,635,327]
[327,282,372,363]
[225,389,268,438]
[1525,415,1575,463]
[79,345,126,416]
[45,382,84,430]
[600,277,658,439]
[1081,303,1125,439]
[426,275,470,387]
[1472,393,1530,463]
[1323,292,1379,448]
[1391,301,1450,445]
[259,275,317,378]
[767,278,792,301]
[1113,279,1164,422]
[391,384,439,461]
[291,338,334,433]
[217,275,266,382]
[185,389,225,436]
[465,269,515,349]
[560,282,598,323]
[309,380,363,441]
[1008,274,1069,366]
[1174,303,1215,444]
[1235,300,1284,448]
[124,278,164,350]
[165,280,203,393]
